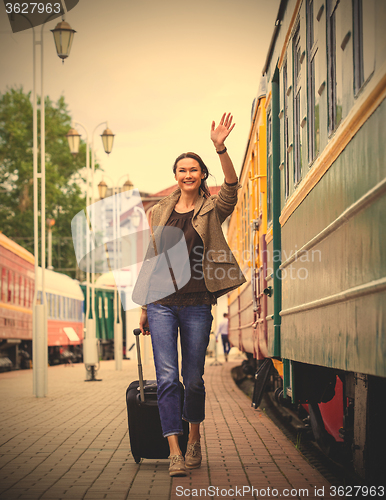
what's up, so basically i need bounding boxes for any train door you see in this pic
[254,235,268,359]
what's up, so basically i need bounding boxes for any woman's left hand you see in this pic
[211,112,235,148]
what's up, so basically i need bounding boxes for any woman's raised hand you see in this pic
[211,113,236,148]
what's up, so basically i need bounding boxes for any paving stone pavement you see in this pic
[0,355,335,500]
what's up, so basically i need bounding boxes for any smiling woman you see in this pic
[173,153,210,206]
[136,113,246,477]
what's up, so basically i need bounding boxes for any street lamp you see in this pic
[66,122,114,380]
[51,20,76,61]
[66,128,81,158]
[97,175,133,370]
[101,128,115,155]
[97,179,108,200]
[29,15,75,398]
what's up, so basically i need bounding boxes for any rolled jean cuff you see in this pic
[182,416,203,425]
[163,430,184,438]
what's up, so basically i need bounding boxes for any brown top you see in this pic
[154,209,216,306]
[133,180,246,307]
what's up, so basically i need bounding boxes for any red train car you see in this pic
[0,233,84,368]
[0,233,34,368]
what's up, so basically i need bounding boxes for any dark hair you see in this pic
[173,152,211,199]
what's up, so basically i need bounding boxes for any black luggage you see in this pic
[126,328,189,463]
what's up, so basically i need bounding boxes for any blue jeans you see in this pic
[221,334,230,355]
[146,303,213,437]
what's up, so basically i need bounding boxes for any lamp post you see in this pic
[67,123,114,380]
[46,218,55,270]
[98,175,133,370]
[29,16,75,398]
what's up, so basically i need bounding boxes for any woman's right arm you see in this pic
[139,308,150,335]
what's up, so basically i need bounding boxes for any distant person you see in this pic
[216,312,230,361]
[138,113,246,477]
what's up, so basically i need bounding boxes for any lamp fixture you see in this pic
[51,20,76,62]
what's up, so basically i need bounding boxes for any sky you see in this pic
[0,0,280,196]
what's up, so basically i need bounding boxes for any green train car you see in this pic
[228,0,386,483]
[80,284,123,360]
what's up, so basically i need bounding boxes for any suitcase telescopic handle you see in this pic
[133,328,147,403]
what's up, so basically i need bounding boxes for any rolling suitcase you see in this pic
[126,328,189,463]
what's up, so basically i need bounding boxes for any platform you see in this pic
[0,353,336,500]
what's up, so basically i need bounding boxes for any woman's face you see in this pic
[174,158,205,194]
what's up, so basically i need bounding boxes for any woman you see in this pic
[138,113,246,477]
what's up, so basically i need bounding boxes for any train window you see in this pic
[0,267,5,303]
[13,274,17,304]
[19,276,22,305]
[59,295,62,319]
[243,193,247,259]
[283,59,290,198]
[99,296,103,318]
[20,276,24,307]
[8,270,14,303]
[267,108,273,224]
[104,296,108,318]
[307,0,320,162]
[293,23,302,185]
[2,268,8,303]
[353,0,375,94]
[15,275,19,305]
[29,280,33,307]
[247,183,251,253]
[25,279,28,307]
[27,280,30,307]
[327,0,343,132]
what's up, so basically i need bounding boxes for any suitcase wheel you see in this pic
[134,455,141,464]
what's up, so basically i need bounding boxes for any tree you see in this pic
[0,86,97,278]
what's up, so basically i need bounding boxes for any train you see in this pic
[227,0,386,483]
[0,230,138,369]
[80,272,133,361]
[0,232,84,367]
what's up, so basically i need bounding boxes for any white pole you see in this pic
[47,227,53,270]
[32,25,40,397]
[40,25,48,394]
[72,121,96,379]
[32,25,48,397]
[114,186,122,370]
[90,122,106,325]
[72,122,90,316]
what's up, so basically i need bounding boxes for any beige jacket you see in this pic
[133,182,246,304]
